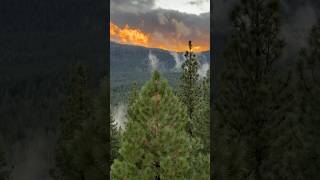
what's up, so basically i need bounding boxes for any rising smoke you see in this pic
[170,51,209,78]
[197,53,210,78]
[198,63,210,79]
[148,51,159,71]
[170,51,184,71]
[112,104,127,130]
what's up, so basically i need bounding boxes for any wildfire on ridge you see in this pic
[110,22,149,46]
[110,22,209,52]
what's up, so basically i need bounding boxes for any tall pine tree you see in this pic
[70,76,109,180]
[52,64,95,180]
[214,0,295,179]
[179,41,200,136]
[194,69,210,153]
[111,71,209,179]
[296,20,320,179]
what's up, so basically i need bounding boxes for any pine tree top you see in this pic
[152,70,160,81]
[111,71,207,179]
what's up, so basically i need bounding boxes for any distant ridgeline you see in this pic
[110,41,210,105]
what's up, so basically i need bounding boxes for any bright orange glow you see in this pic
[193,46,201,51]
[110,22,209,52]
[110,22,149,46]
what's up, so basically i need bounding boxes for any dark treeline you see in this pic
[213,0,320,179]
[0,0,106,179]
[51,64,108,180]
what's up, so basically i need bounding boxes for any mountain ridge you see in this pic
[110,41,210,54]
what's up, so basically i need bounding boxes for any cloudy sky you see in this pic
[110,0,210,52]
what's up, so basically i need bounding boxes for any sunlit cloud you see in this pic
[110,22,209,52]
[110,0,210,52]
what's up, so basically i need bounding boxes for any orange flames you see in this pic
[110,22,149,46]
[193,46,201,51]
[110,22,209,52]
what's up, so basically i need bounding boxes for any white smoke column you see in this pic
[148,51,159,71]
[196,53,210,79]
[198,63,210,79]
[112,104,127,130]
[170,51,184,71]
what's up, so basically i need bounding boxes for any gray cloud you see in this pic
[111,0,210,51]
[189,0,209,6]
[111,0,156,14]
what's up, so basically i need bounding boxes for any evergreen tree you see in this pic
[296,20,320,179]
[179,41,200,135]
[126,81,139,122]
[0,147,9,180]
[70,76,109,180]
[128,82,139,107]
[214,0,295,179]
[111,71,209,179]
[53,64,95,180]
[194,69,210,153]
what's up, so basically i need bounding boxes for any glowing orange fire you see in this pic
[110,22,209,52]
[110,22,149,46]
[193,46,201,51]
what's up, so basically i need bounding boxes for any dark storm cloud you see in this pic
[110,0,210,50]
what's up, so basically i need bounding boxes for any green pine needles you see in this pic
[179,41,200,121]
[111,71,209,179]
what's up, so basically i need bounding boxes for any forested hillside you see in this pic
[110,41,210,179]
[110,41,210,105]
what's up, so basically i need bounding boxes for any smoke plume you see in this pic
[112,104,127,130]
[170,51,185,71]
[148,51,159,71]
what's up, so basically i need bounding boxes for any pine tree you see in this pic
[70,76,110,180]
[126,81,139,122]
[296,20,320,179]
[179,41,200,135]
[53,64,95,180]
[128,82,139,107]
[0,147,10,180]
[214,0,295,179]
[194,69,210,153]
[111,71,209,179]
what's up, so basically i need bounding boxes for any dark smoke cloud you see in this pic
[110,0,210,50]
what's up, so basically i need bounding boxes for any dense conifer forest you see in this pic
[110,41,210,179]
[213,0,320,179]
